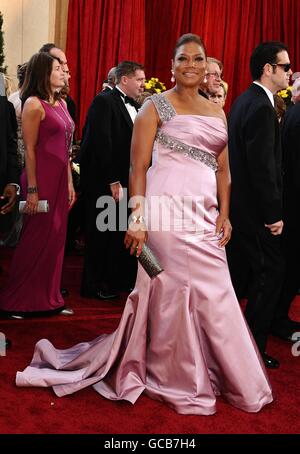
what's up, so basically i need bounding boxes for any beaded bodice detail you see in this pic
[149,93,227,172]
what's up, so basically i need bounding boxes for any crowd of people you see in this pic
[1,33,300,416]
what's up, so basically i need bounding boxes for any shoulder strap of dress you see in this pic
[148,93,176,122]
[57,99,66,111]
[38,98,50,113]
[57,99,71,118]
[39,98,56,109]
[38,98,47,106]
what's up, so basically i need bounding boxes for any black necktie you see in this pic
[124,96,136,106]
[119,91,137,108]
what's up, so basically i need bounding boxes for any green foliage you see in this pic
[0,11,7,73]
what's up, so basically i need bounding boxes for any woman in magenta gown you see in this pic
[16,35,273,415]
[0,52,75,316]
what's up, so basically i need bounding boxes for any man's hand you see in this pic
[265,220,284,236]
[110,182,123,202]
[0,184,17,215]
[68,181,76,207]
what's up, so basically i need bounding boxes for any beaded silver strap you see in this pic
[150,93,176,122]
[155,130,218,172]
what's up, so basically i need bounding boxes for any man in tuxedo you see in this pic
[0,88,19,217]
[271,98,300,340]
[227,42,292,368]
[102,67,116,92]
[0,73,20,349]
[80,61,145,299]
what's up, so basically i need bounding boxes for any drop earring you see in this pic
[203,72,207,84]
[171,70,175,83]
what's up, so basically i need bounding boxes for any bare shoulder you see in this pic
[161,88,174,98]
[23,96,44,118]
[201,97,227,124]
[24,96,43,110]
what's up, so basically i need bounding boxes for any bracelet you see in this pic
[131,215,145,224]
[27,186,38,194]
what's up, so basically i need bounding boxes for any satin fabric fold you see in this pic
[16,94,273,414]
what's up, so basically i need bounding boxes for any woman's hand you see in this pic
[124,223,148,257]
[110,182,124,202]
[216,215,232,247]
[24,193,39,215]
[68,181,76,207]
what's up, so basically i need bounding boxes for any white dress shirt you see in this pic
[110,87,138,186]
[253,81,275,107]
[116,86,137,123]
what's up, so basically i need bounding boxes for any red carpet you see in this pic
[1,249,300,434]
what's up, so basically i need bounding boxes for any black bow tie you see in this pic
[119,91,136,107]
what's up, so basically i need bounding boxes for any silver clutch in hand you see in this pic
[19,200,49,213]
[137,244,163,278]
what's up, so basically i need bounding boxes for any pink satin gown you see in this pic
[16,94,273,415]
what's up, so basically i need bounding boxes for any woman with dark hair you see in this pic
[0,52,75,317]
[17,36,272,415]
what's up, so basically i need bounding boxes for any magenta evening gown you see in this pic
[16,94,273,415]
[0,99,74,314]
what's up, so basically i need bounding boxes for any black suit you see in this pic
[227,83,285,352]
[66,95,76,124]
[102,86,114,94]
[80,87,139,295]
[198,89,209,99]
[0,95,18,346]
[0,95,19,276]
[271,102,300,335]
[0,97,19,194]
[0,99,19,243]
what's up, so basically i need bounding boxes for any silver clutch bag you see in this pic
[137,244,163,278]
[19,200,49,213]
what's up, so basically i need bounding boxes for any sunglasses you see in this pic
[271,63,291,72]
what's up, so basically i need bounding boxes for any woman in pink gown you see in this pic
[16,35,273,415]
[0,52,75,317]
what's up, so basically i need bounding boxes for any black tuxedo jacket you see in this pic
[281,102,300,224]
[101,86,113,94]
[0,97,19,193]
[66,95,76,123]
[80,87,140,196]
[228,83,282,231]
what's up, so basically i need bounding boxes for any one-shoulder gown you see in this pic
[16,94,273,415]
